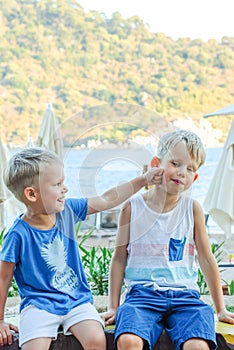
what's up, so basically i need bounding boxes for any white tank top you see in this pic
[125,193,199,292]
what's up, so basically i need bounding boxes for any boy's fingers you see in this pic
[11,325,19,333]
[105,316,115,325]
[9,324,19,335]
[7,332,13,345]
[101,312,112,320]
[0,329,9,345]
[224,315,234,324]
[156,169,164,176]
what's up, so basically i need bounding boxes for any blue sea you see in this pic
[63,147,222,209]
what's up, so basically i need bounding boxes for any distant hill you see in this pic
[0,0,234,145]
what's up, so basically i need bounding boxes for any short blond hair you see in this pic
[4,148,62,202]
[157,129,206,168]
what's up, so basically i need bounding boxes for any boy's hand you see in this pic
[144,166,164,186]
[0,320,18,346]
[100,308,117,326]
[217,309,234,324]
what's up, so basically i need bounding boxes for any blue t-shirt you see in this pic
[0,198,92,315]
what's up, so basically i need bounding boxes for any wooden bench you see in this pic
[4,297,234,349]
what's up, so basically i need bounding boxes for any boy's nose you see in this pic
[63,184,68,193]
[177,165,186,176]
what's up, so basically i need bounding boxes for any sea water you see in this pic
[64,147,223,208]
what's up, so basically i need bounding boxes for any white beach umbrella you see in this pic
[203,104,234,118]
[0,139,25,229]
[25,135,34,148]
[0,138,9,228]
[203,105,234,237]
[36,103,63,159]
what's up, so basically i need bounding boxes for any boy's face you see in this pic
[37,162,68,214]
[160,141,198,195]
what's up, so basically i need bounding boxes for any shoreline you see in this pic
[8,143,223,151]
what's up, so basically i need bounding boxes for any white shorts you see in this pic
[19,302,104,347]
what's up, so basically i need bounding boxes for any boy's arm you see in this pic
[87,167,163,214]
[193,201,234,324]
[102,202,131,325]
[0,261,19,345]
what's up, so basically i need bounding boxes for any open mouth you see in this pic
[58,198,65,203]
[172,179,183,185]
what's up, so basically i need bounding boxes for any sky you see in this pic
[78,0,234,41]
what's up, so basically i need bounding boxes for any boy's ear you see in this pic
[151,156,160,168]
[24,187,38,202]
[193,173,199,182]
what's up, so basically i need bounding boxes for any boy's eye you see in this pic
[172,161,179,167]
[56,182,61,187]
[188,165,196,172]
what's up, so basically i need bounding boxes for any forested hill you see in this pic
[0,0,234,145]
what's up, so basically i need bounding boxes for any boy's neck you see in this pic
[144,188,181,213]
[22,211,56,230]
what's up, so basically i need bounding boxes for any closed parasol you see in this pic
[0,139,25,229]
[36,103,63,159]
[203,105,234,237]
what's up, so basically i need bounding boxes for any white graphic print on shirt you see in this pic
[41,236,79,295]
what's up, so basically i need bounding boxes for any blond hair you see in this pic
[4,148,62,202]
[157,129,206,168]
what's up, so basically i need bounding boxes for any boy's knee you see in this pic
[117,333,144,350]
[183,338,210,350]
[85,331,106,350]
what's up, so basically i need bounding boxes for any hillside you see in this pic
[0,0,234,145]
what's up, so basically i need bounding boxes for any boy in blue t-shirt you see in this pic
[0,147,161,349]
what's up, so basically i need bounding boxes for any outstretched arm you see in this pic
[193,201,234,324]
[0,261,19,346]
[87,166,163,214]
[102,202,131,325]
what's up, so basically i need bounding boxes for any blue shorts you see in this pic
[115,285,216,350]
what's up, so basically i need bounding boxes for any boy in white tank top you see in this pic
[103,129,234,350]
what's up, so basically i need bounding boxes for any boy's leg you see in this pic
[166,290,216,350]
[183,338,210,350]
[117,333,145,350]
[115,286,165,350]
[70,320,106,350]
[19,305,60,348]
[21,338,52,350]
[63,302,106,350]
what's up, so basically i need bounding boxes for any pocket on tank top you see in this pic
[169,236,186,261]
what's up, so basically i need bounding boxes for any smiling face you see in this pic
[160,141,198,195]
[37,162,68,214]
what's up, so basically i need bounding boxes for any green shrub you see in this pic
[222,279,234,296]
[0,228,5,246]
[197,241,225,295]
[226,305,234,312]
[77,225,113,296]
